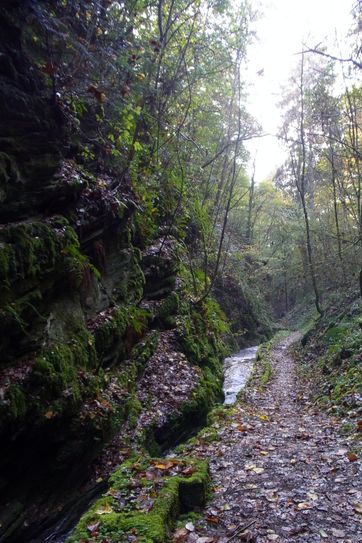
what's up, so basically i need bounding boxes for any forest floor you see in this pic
[174,333,362,543]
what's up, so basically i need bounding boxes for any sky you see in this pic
[243,0,356,183]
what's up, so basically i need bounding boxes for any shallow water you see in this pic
[223,345,258,405]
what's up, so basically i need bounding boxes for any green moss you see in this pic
[94,305,150,359]
[255,333,290,387]
[67,456,209,543]
[177,296,229,366]
[157,292,179,327]
[260,361,273,385]
[132,331,159,368]
[126,394,142,428]
[0,242,15,284]
[30,326,98,413]
[94,306,128,355]
[302,311,362,414]
[117,247,145,303]
[6,384,27,419]
[0,219,100,297]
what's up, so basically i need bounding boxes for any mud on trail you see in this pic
[175,333,362,543]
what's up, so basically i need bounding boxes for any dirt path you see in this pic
[177,333,362,543]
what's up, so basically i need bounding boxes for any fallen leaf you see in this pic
[182,466,197,477]
[353,501,362,514]
[307,491,318,501]
[96,503,113,515]
[185,522,195,532]
[265,491,279,502]
[331,528,345,538]
[267,534,279,541]
[296,502,312,510]
[154,461,175,470]
[238,425,248,432]
[206,515,220,525]
[172,528,188,543]
[44,410,55,419]
[347,452,358,462]
[319,529,328,538]
[87,522,100,536]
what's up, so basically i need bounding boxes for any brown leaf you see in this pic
[182,466,197,477]
[87,84,107,102]
[44,410,55,419]
[347,452,358,462]
[237,425,248,432]
[206,515,220,525]
[172,528,189,543]
[41,61,56,76]
[121,84,131,97]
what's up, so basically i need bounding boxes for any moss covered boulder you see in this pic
[67,456,209,543]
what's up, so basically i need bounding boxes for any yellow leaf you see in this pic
[154,460,175,470]
[96,503,113,515]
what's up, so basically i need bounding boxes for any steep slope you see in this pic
[0,4,228,541]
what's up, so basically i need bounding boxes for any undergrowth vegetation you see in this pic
[299,291,361,420]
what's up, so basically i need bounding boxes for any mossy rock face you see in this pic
[91,305,151,367]
[67,456,209,543]
[0,218,96,301]
[155,292,179,328]
[1,346,94,428]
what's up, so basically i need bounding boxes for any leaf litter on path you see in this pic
[172,333,362,543]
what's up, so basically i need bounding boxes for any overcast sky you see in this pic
[243,0,356,183]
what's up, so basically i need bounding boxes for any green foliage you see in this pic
[126,394,142,429]
[6,384,27,419]
[301,300,362,415]
[94,305,150,359]
[67,456,209,543]
[256,331,290,386]
[0,219,99,300]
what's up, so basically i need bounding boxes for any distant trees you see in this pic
[23,0,361,321]
[269,50,362,308]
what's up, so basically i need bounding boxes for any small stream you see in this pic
[19,346,258,543]
[223,345,258,405]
